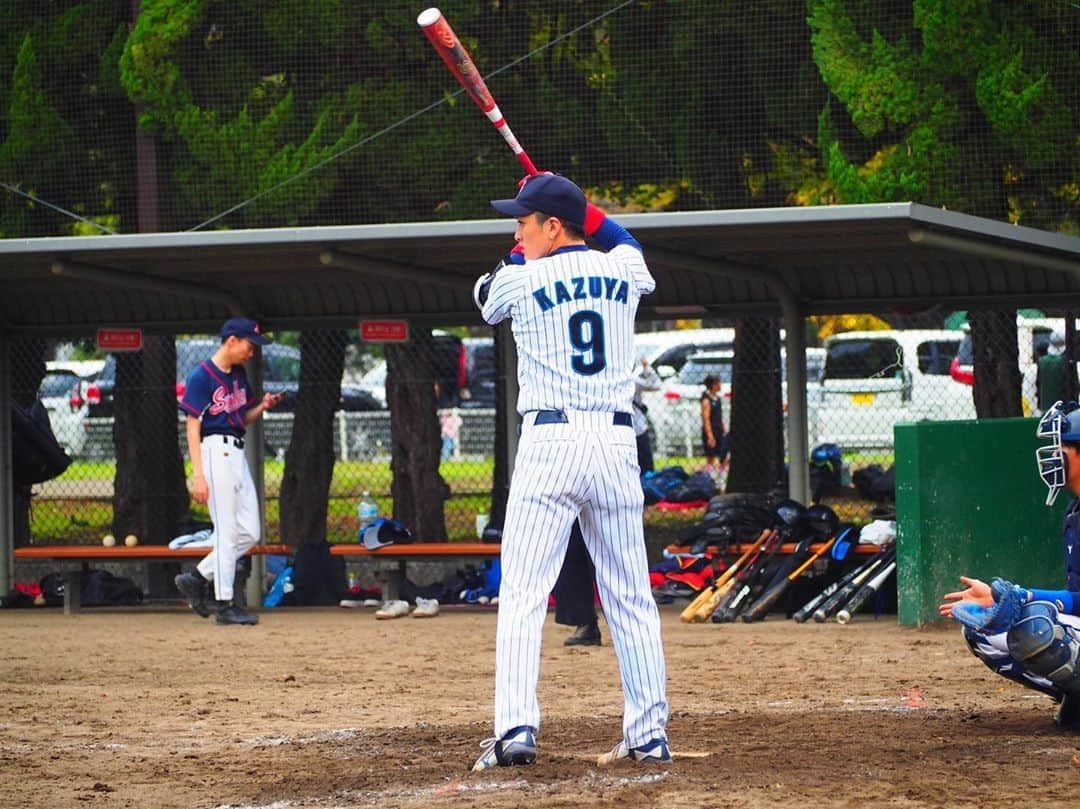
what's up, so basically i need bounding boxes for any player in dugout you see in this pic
[939,399,1080,730]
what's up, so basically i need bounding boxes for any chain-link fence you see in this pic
[15,309,1077,547]
[16,325,501,546]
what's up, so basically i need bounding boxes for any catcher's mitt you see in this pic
[952,578,1025,635]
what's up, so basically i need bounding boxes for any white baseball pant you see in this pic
[493,410,668,747]
[196,434,260,602]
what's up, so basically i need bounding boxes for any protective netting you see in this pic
[16,310,1077,545]
[4,2,1079,545]
[1,1,1076,237]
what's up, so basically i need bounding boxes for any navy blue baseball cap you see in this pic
[491,174,586,228]
[220,318,271,345]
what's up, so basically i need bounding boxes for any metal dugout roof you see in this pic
[0,201,1078,335]
[1,201,1079,588]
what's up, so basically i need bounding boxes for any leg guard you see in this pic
[962,626,1059,698]
[1006,601,1080,698]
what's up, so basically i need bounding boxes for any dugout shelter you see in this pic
[1,201,1078,621]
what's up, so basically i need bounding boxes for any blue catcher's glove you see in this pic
[952,578,1026,635]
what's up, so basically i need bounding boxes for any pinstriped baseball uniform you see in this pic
[479,236,669,748]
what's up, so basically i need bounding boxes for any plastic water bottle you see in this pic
[358,491,379,529]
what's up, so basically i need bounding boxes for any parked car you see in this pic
[814,329,972,451]
[950,316,1066,415]
[642,347,825,458]
[634,328,736,379]
[38,368,87,457]
[357,334,496,410]
[175,339,382,412]
[72,339,382,419]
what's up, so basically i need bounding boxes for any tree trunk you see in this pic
[11,336,46,548]
[386,329,449,541]
[970,309,1021,418]
[279,329,347,545]
[112,336,188,543]
[726,318,784,493]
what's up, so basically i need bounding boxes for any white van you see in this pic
[813,329,972,451]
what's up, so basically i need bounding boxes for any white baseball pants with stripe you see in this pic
[493,410,669,747]
[196,435,260,602]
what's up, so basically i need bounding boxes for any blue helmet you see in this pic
[1035,400,1080,505]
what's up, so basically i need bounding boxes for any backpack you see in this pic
[81,570,143,606]
[664,471,717,503]
[291,541,347,606]
[642,466,689,504]
[12,400,71,486]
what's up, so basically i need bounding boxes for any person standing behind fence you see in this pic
[470,173,670,771]
[174,318,285,626]
[700,374,728,481]
[440,407,463,462]
[1037,330,1073,416]
[632,357,661,474]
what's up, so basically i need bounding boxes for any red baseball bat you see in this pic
[418,7,538,176]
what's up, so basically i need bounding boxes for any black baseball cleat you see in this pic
[174,571,210,618]
[215,603,259,626]
[1054,694,1080,730]
[564,621,602,647]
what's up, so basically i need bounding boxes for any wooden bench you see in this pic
[14,544,292,613]
[666,541,884,556]
[14,542,501,611]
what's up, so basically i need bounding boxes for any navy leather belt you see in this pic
[534,409,632,427]
[206,434,245,449]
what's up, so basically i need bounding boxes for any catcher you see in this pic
[939,399,1080,730]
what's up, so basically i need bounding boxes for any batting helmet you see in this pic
[773,498,809,540]
[805,504,840,541]
[1036,400,1080,506]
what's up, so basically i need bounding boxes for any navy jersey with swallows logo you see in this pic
[179,360,254,437]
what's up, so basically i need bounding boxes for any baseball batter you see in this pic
[471,173,670,771]
[940,399,1080,729]
[174,318,285,626]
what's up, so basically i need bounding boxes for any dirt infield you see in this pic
[1,606,1077,808]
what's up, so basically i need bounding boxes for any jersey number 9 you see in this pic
[569,310,606,376]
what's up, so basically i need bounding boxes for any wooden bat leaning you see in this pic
[813,547,895,623]
[418,8,538,175]
[679,527,772,623]
[792,551,882,623]
[836,560,897,624]
[710,529,789,623]
[693,528,780,622]
[740,536,837,622]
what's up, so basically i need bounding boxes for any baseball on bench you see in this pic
[124,534,139,547]
[102,533,116,547]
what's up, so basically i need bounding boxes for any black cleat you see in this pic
[175,572,210,618]
[216,604,259,626]
[564,621,601,647]
[1054,694,1080,731]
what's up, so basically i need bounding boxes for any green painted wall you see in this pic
[895,418,1066,626]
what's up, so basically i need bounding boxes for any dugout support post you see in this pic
[0,334,11,595]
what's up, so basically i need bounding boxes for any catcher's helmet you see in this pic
[1036,400,1080,506]
[805,504,839,541]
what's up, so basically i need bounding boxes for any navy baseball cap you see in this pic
[220,318,271,345]
[491,174,586,228]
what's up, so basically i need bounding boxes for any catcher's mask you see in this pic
[1036,400,1080,506]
